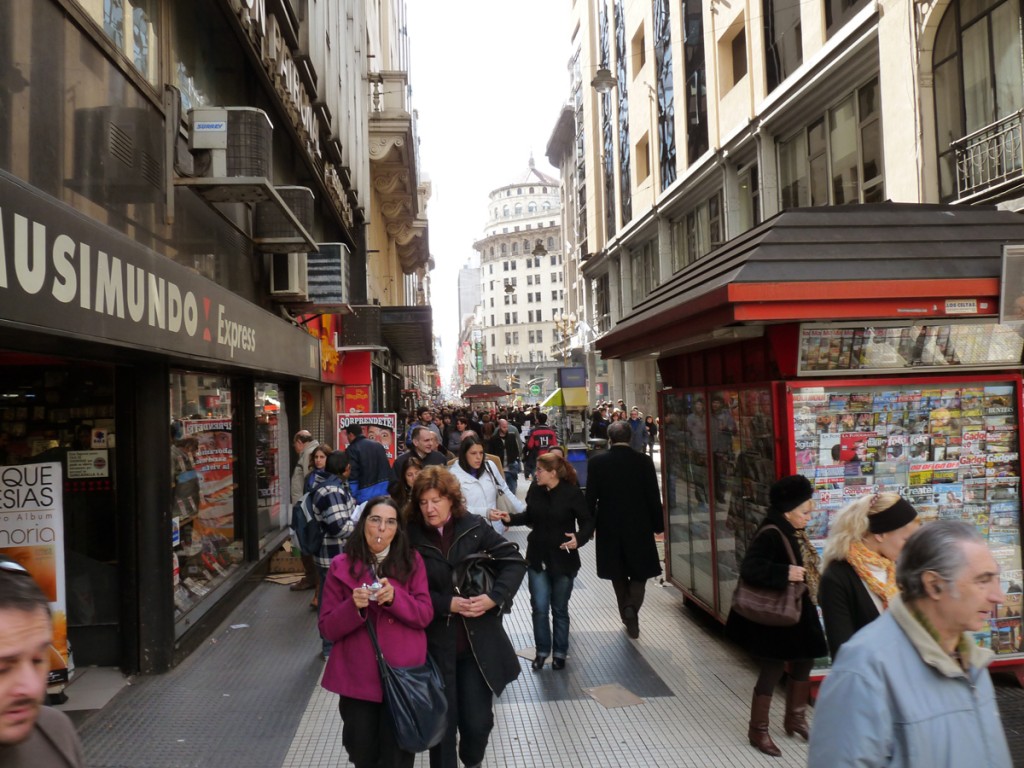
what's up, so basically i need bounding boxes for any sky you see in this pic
[406,1,572,383]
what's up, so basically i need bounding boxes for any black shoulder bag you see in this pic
[365,617,448,753]
[452,541,524,614]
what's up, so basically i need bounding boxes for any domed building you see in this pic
[472,157,566,402]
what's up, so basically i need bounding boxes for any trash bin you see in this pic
[567,443,589,488]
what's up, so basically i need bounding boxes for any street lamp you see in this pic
[503,351,520,400]
[553,311,579,365]
[532,239,547,257]
[591,67,617,95]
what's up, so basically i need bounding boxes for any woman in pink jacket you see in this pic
[319,496,434,768]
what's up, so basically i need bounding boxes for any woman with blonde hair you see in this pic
[818,492,920,658]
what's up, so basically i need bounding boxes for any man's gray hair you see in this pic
[607,420,631,444]
[896,520,984,601]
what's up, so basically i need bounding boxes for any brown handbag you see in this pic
[731,525,807,627]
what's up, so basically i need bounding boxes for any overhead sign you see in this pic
[0,171,319,378]
[530,384,541,395]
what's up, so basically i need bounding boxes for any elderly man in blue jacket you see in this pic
[808,520,1011,768]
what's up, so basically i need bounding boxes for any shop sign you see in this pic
[0,172,319,378]
[337,413,398,465]
[66,450,109,479]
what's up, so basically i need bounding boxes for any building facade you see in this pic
[472,159,566,401]
[556,0,1024,415]
[0,0,431,677]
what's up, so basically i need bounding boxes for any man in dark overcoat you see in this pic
[585,420,664,638]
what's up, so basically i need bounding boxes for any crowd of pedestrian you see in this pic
[282,401,663,768]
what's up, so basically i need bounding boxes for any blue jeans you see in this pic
[528,567,575,659]
[504,461,521,494]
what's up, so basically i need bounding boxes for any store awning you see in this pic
[597,202,1024,360]
[462,383,509,400]
[381,306,433,365]
[541,387,588,408]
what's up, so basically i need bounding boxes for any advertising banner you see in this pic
[182,419,237,539]
[338,413,398,464]
[0,462,69,683]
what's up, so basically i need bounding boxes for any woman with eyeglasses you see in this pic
[319,497,434,768]
[407,467,526,768]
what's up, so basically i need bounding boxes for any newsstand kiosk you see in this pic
[596,203,1024,683]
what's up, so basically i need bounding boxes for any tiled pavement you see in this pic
[75,455,1024,768]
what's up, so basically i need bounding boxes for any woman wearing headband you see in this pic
[819,492,921,658]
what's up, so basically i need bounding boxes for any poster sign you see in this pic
[338,413,398,464]
[0,462,69,683]
[182,419,236,539]
[67,450,110,478]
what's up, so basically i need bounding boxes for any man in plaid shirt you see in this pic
[310,450,357,659]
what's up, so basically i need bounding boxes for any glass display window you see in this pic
[661,386,776,619]
[790,376,1023,655]
[255,382,287,544]
[169,372,240,621]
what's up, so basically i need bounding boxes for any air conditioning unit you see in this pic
[307,243,351,307]
[188,107,273,179]
[270,253,308,301]
[253,186,315,251]
[73,107,162,205]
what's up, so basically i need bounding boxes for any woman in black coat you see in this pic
[496,452,594,670]
[406,466,526,768]
[726,474,827,758]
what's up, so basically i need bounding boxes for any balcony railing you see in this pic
[952,110,1024,201]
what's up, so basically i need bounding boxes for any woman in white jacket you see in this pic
[450,435,524,534]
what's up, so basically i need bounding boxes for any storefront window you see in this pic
[169,372,241,621]
[662,387,776,619]
[255,382,287,544]
[792,379,1023,654]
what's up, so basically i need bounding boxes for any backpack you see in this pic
[291,491,324,556]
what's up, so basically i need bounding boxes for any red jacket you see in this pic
[319,552,434,702]
[525,425,559,456]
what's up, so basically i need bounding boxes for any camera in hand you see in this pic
[363,581,383,601]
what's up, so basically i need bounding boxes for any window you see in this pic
[764,0,802,93]
[777,79,883,209]
[512,331,520,344]
[528,202,537,213]
[491,334,496,347]
[550,254,557,266]
[488,263,493,273]
[552,291,559,300]
[535,292,542,302]
[491,315,495,325]
[505,313,510,324]
[504,295,511,305]
[932,0,1022,199]
[732,28,747,84]
[536,330,543,343]
[529,351,536,362]
[737,165,761,231]
[543,201,552,210]
[512,312,518,323]
[503,205,509,216]
[631,238,661,308]
[528,293,534,303]
[501,244,507,255]
[825,0,871,38]
[669,191,724,272]
[529,330,536,343]
[637,134,651,182]
[515,203,523,215]
[547,236,555,248]
[512,242,519,254]
[88,0,160,85]
[489,298,494,307]
[552,309,559,320]
[505,332,512,344]
[632,25,647,78]
[517,188,523,195]
[551,272,558,282]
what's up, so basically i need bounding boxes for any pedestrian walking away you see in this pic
[496,451,594,670]
[309,450,359,659]
[407,467,527,768]
[585,420,664,639]
[725,474,827,757]
[319,498,434,768]
[345,424,393,504]
[808,521,1012,768]
[291,430,321,597]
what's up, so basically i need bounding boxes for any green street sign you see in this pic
[530,384,541,395]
